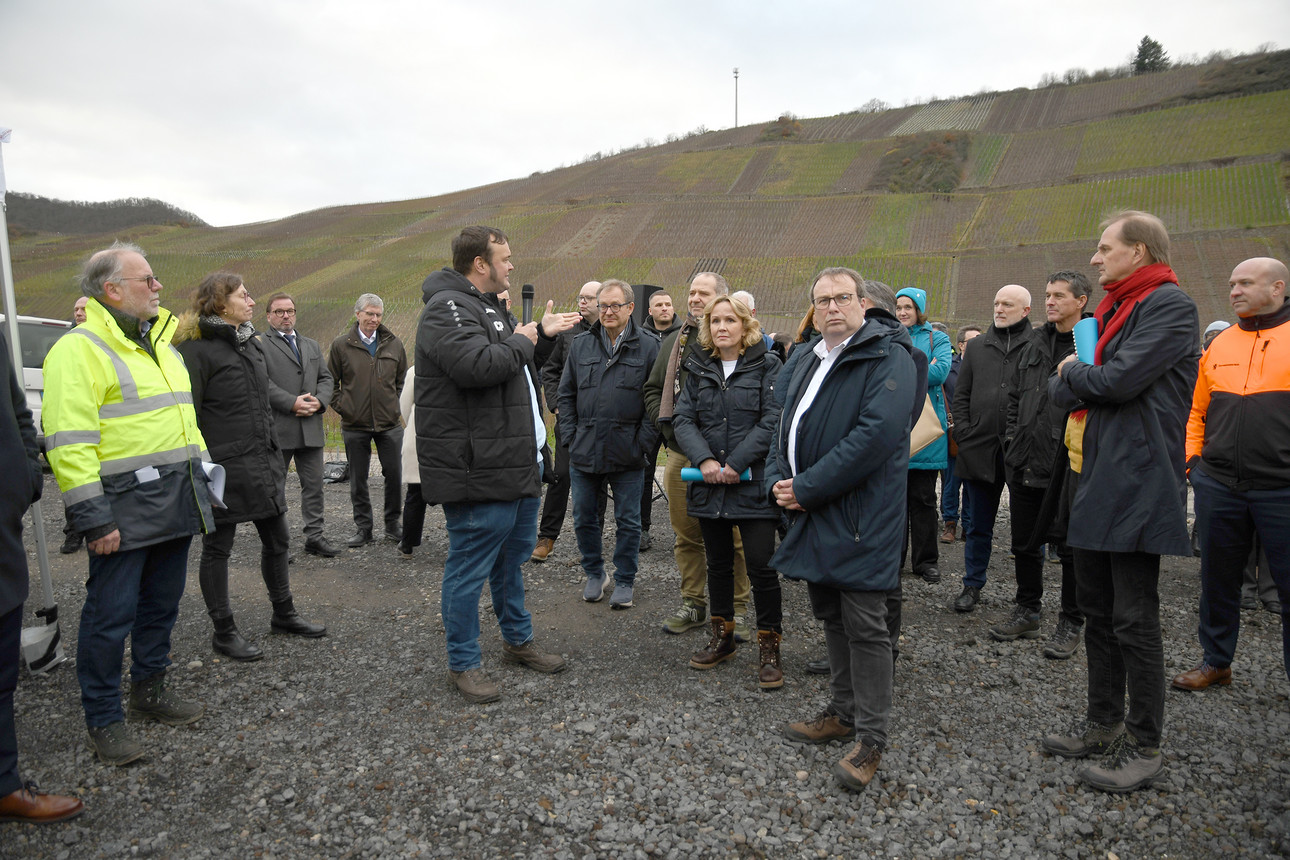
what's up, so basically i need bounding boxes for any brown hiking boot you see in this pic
[449,668,501,703]
[501,639,567,674]
[784,710,856,745]
[530,537,555,563]
[757,630,783,690]
[688,617,735,670]
[940,521,957,543]
[834,739,882,791]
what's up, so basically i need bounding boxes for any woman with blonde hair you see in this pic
[672,296,785,688]
[175,273,325,661]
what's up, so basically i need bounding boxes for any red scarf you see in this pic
[1069,261,1178,422]
[1092,261,1178,365]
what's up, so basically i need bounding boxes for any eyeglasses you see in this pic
[598,302,630,313]
[269,308,296,317]
[577,295,597,304]
[117,275,160,288]
[812,293,854,310]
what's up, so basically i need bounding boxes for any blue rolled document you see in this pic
[1072,317,1099,364]
[681,466,752,482]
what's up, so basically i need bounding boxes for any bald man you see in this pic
[949,285,1034,613]
[1174,256,1290,691]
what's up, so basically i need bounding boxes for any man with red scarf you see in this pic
[1040,210,1199,793]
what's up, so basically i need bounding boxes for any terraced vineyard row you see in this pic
[892,97,996,135]
[1075,90,1290,174]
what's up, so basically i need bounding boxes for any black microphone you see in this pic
[521,284,535,324]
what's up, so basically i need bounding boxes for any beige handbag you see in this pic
[910,393,945,456]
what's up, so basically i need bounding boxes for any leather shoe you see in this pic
[530,537,555,563]
[304,537,339,558]
[1171,662,1231,691]
[271,610,327,638]
[384,524,403,542]
[346,529,373,548]
[919,566,941,584]
[0,783,85,823]
[805,657,831,675]
[954,586,981,613]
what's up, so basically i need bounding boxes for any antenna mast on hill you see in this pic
[733,68,740,128]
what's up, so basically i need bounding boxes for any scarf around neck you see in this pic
[1091,261,1178,365]
[658,313,700,422]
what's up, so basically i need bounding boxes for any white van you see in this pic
[0,313,74,449]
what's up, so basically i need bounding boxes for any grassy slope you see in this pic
[10,63,1290,339]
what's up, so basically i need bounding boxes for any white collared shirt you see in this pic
[358,328,377,347]
[787,325,862,476]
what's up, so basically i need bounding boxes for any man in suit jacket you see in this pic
[261,293,339,558]
[0,329,84,822]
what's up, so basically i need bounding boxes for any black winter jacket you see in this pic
[176,319,287,525]
[541,318,592,413]
[0,330,41,617]
[951,318,1033,483]
[1050,284,1199,555]
[672,341,782,520]
[415,268,557,504]
[558,319,661,473]
[1004,320,1080,489]
[766,316,919,591]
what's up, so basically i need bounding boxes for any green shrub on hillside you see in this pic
[871,133,970,194]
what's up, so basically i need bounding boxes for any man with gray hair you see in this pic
[42,242,212,765]
[559,279,661,609]
[327,293,407,547]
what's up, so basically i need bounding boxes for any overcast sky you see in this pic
[1,0,1285,227]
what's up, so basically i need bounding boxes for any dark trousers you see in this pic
[79,536,192,728]
[808,584,897,748]
[962,477,1005,589]
[1008,482,1047,612]
[343,426,403,532]
[0,605,21,796]
[401,482,430,549]
[539,423,606,540]
[640,436,663,532]
[282,445,326,541]
[698,517,781,632]
[940,455,969,529]
[1192,468,1290,679]
[1058,468,1084,626]
[902,469,940,575]
[199,513,293,621]
[1075,548,1164,748]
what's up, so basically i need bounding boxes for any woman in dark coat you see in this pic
[672,295,784,688]
[176,273,325,661]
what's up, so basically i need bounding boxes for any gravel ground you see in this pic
[7,469,1289,859]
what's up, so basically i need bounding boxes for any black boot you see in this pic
[212,614,263,662]
[271,600,327,638]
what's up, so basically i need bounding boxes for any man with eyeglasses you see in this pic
[558,279,662,609]
[532,281,604,563]
[327,293,408,548]
[43,242,213,765]
[770,267,918,793]
[260,293,338,558]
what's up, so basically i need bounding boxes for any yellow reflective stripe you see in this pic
[45,430,102,449]
[62,482,104,504]
[98,444,204,476]
[98,391,194,419]
[68,328,138,400]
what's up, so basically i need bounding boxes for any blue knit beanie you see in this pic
[895,287,927,314]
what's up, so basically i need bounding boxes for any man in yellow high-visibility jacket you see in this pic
[43,242,214,767]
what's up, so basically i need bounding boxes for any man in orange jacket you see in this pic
[1174,256,1290,691]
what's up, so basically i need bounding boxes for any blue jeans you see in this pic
[78,536,192,728]
[1075,549,1164,748]
[570,467,643,586]
[940,455,971,531]
[962,478,1005,589]
[1192,468,1290,679]
[441,497,539,672]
